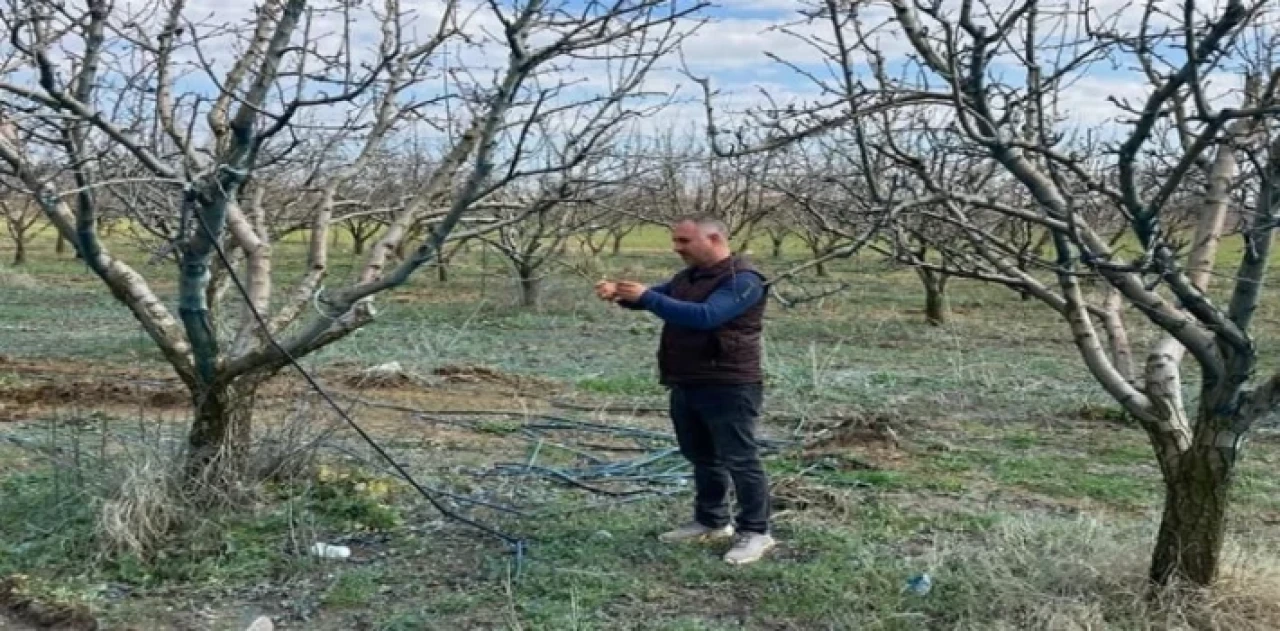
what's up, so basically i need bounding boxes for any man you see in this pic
[595,215,775,566]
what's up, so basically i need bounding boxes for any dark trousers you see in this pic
[669,384,770,534]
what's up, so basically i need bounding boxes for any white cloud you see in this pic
[2,0,1270,155]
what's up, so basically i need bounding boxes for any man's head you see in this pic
[671,215,732,268]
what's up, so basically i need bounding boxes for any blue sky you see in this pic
[2,0,1255,156]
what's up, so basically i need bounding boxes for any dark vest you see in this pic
[658,255,767,386]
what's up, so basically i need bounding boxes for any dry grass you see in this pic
[92,391,341,560]
[96,454,182,559]
[0,266,39,289]
[933,515,1280,630]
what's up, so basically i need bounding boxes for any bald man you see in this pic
[596,215,774,565]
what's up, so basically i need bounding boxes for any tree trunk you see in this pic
[611,233,625,255]
[55,233,66,255]
[1149,437,1235,586]
[918,268,950,326]
[771,234,784,259]
[518,267,541,307]
[185,378,260,482]
[807,243,829,277]
[12,233,26,266]
[437,260,449,283]
[352,233,368,256]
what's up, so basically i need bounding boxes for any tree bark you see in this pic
[918,268,950,326]
[1100,285,1135,382]
[185,377,261,480]
[12,233,26,266]
[1149,431,1236,586]
[518,266,541,307]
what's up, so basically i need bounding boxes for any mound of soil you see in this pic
[0,576,98,630]
[0,357,187,419]
[431,364,556,391]
[0,379,187,410]
[801,413,908,470]
[340,361,424,389]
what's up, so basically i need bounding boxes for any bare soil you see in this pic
[0,578,97,631]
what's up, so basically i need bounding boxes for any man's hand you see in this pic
[594,280,618,301]
[614,281,648,303]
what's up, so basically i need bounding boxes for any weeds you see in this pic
[4,239,1280,628]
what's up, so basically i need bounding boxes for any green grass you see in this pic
[5,228,1280,628]
[322,569,381,608]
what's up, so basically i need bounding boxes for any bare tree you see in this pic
[485,198,612,307]
[699,0,1280,587]
[0,182,47,266]
[757,216,794,260]
[0,0,704,480]
[578,209,642,256]
[646,129,784,247]
[766,147,865,278]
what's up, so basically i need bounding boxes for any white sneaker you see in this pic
[657,521,735,544]
[723,532,776,565]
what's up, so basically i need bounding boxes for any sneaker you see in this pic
[723,532,776,565]
[657,521,735,544]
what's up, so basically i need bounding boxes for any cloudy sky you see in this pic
[164,0,1180,122]
[4,0,1256,150]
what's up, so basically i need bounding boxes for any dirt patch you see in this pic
[801,413,909,470]
[431,363,558,392]
[0,357,186,419]
[771,475,859,518]
[337,361,426,389]
[0,576,98,630]
[0,379,186,410]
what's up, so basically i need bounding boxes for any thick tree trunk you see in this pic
[352,233,368,256]
[518,267,541,307]
[918,268,950,326]
[611,233,625,255]
[185,378,260,481]
[1149,437,1235,586]
[55,233,66,255]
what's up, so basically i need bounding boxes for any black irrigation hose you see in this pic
[189,193,526,566]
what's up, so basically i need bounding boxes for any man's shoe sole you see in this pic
[658,529,734,544]
[724,539,777,565]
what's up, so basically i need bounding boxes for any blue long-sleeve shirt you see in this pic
[619,271,765,330]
